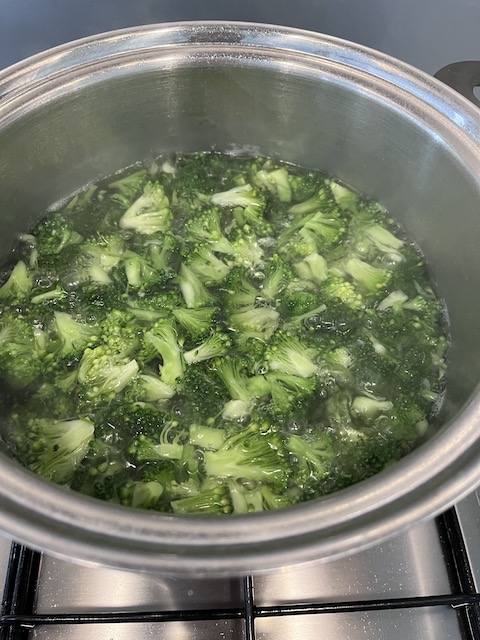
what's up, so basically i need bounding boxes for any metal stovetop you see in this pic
[1,496,480,639]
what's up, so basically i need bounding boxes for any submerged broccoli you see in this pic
[0,151,448,517]
[12,417,94,484]
[120,182,172,235]
[0,261,32,303]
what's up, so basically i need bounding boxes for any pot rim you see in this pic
[1,21,480,575]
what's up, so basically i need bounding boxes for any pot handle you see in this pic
[434,61,480,108]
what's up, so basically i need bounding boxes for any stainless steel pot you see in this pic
[0,21,480,576]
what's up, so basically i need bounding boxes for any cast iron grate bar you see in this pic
[0,543,41,640]
[437,509,480,640]
[0,507,479,639]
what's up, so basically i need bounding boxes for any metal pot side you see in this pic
[0,22,479,575]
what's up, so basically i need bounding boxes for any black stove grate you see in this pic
[0,507,479,639]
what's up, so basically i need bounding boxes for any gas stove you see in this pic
[1,496,480,638]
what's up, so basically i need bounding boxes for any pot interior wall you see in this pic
[0,59,478,424]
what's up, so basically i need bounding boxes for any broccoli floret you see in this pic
[98,309,140,357]
[265,332,318,378]
[289,208,348,250]
[145,232,183,274]
[180,362,230,422]
[253,167,292,202]
[53,311,98,357]
[187,246,231,284]
[109,168,149,207]
[125,372,176,403]
[120,250,161,290]
[129,423,185,462]
[119,480,164,509]
[203,422,288,488]
[31,285,67,307]
[59,234,126,288]
[215,356,256,420]
[229,306,280,342]
[263,371,318,416]
[222,267,258,312]
[287,431,334,486]
[183,208,233,254]
[343,258,392,295]
[230,229,264,269]
[280,287,321,318]
[126,291,182,323]
[171,483,232,514]
[12,417,94,485]
[288,185,336,217]
[350,395,394,422]
[329,180,359,212]
[77,346,139,401]
[288,171,326,203]
[260,255,293,302]
[176,263,214,309]
[293,252,328,286]
[120,182,172,235]
[183,331,232,365]
[172,306,218,339]
[0,261,32,303]
[141,318,185,387]
[322,275,364,310]
[212,184,272,236]
[32,214,83,256]
[103,401,173,441]
[0,314,51,388]
[189,424,226,450]
[227,479,264,513]
[212,183,265,210]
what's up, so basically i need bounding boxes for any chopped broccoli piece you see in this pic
[184,331,231,365]
[265,332,318,378]
[172,306,218,339]
[120,182,172,235]
[183,208,233,254]
[176,263,214,308]
[0,261,32,302]
[141,318,185,387]
[53,311,98,358]
[12,417,94,484]
[171,483,232,514]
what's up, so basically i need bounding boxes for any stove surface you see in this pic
[0,505,476,639]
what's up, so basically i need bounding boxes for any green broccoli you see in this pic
[32,213,83,256]
[203,422,288,488]
[265,332,318,378]
[176,263,214,308]
[77,346,139,401]
[120,181,172,235]
[53,311,98,359]
[187,246,231,284]
[119,480,164,509]
[129,424,185,463]
[141,318,185,387]
[171,483,232,514]
[172,306,218,339]
[183,208,233,254]
[13,417,94,484]
[343,257,392,295]
[183,331,232,365]
[260,255,293,302]
[287,431,334,486]
[222,267,258,312]
[0,260,32,303]
[229,306,280,342]
[253,167,292,202]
